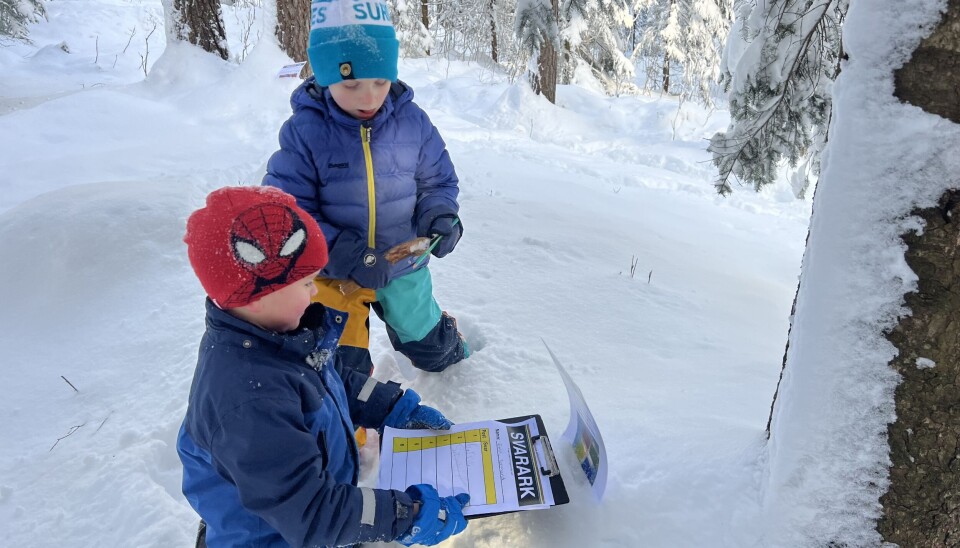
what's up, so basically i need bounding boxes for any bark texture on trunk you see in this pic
[276,0,312,78]
[880,190,960,546]
[536,40,557,104]
[173,0,228,60]
[532,0,559,104]
[880,2,960,544]
[894,0,960,124]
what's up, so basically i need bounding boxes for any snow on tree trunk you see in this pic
[880,191,960,545]
[878,1,960,544]
[762,0,960,545]
[172,0,229,59]
[893,0,960,125]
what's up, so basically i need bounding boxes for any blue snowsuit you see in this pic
[177,300,416,547]
[263,79,466,373]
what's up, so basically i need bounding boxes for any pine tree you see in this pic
[431,0,507,62]
[708,0,845,196]
[633,0,733,104]
[392,0,431,57]
[563,0,635,93]
[1,0,45,43]
[515,0,560,102]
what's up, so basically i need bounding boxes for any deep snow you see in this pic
[0,1,828,545]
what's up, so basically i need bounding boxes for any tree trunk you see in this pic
[489,0,498,64]
[663,52,670,93]
[420,0,429,29]
[663,0,673,93]
[532,0,559,104]
[880,190,960,546]
[879,1,960,544]
[276,0,312,78]
[172,0,228,59]
[420,0,430,55]
[893,1,960,125]
[537,39,558,104]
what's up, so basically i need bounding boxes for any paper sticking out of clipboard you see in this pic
[377,415,569,518]
[542,340,608,501]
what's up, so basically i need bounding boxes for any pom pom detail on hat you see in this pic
[308,0,400,86]
[184,186,328,309]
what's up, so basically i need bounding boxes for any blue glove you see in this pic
[425,215,462,258]
[385,390,453,430]
[349,247,391,290]
[398,484,470,547]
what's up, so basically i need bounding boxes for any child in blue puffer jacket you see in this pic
[177,186,470,547]
[262,0,468,375]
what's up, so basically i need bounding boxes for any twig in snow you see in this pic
[61,375,79,392]
[50,423,86,451]
[94,412,113,434]
[121,26,136,54]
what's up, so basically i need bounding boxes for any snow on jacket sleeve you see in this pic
[413,108,460,226]
[209,395,415,547]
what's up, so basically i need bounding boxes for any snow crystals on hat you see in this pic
[184,186,328,309]
[307,0,400,86]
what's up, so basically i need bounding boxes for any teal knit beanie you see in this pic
[308,0,400,86]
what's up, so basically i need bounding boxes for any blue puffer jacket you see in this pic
[262,78,460,281]
[177,301,414,547]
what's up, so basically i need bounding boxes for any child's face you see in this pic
[243,272,320,332]
[328,79,391,120]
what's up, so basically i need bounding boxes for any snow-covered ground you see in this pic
[0,2,813,546]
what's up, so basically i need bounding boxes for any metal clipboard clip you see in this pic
[531,433,560,477]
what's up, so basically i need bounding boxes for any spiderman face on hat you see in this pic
[185,186,329,309]
[226,203,313,307]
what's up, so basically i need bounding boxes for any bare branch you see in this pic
[50,423,86,451]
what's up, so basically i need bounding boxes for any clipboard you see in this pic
[469,415,570,519]
[377,414,569,519]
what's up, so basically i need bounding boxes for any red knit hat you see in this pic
[184,186,328,309]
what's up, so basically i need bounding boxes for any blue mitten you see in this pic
[398,484,470,547]
[385,390,453,430]
[349,248,391,289]
[426,215,462,258]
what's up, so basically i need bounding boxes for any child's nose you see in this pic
[360,88,377,106]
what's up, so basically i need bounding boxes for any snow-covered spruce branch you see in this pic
[709,0,845,196]
[0,0,46,43]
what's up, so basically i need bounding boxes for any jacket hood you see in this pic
[289,77,415,127]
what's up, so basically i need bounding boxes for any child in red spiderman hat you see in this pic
[176,185,470,547]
